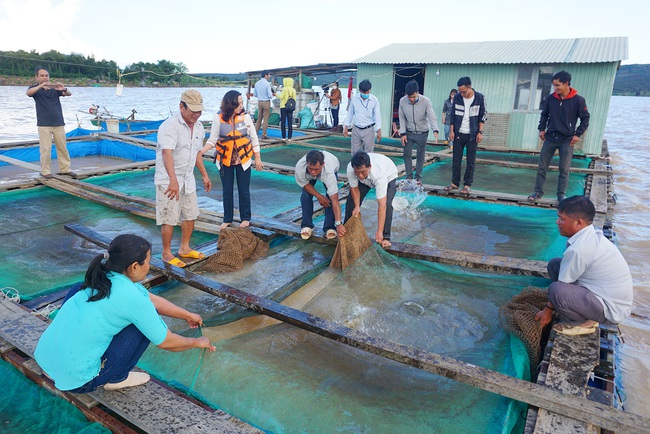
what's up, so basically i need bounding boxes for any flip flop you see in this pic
[553,323,598,336]
[443,184,458,191]
[460,186,471,194]
[178,250,205,259]
[164,257,187,268]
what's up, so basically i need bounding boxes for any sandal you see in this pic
[325,229,337,240]
[460,185,471,194]
[527,192,543,202]
[443,184,458,192]
[553,322,599,336]
[300,227,313,240]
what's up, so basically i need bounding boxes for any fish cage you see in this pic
[0,127,610,433]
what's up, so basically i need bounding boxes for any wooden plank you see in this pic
[89,378,261,434]
[588,160,610,214]
[64,223,650,433]
[534,332,601,433]
[0,298,48,358]
[0,154,42,171]
[387,241,548,277]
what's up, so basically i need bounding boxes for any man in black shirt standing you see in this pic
[26,66,74,178]
[528,70,590,203]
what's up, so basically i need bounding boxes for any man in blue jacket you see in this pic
[528,71,590,203]
[446,76,487,195]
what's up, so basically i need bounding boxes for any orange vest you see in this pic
[214,113,253,167]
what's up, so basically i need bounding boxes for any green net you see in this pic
[0,359,109,434]
[138,247,544,433]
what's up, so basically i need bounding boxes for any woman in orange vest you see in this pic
[203,90,263,230]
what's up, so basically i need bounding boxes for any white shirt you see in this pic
[459,95,474,134]
[560,224,634,323]
[154,114,205,194]
[347,153,398,200]
[295,150,340,196]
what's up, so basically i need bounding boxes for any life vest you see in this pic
[214,113,253,167]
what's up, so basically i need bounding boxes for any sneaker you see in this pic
[104,371,150,391]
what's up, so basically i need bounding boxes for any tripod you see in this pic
[313,91,332,130]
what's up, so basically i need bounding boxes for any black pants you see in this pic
[281,108,294,139]
[452,133,478,187]
[331,107,339,127]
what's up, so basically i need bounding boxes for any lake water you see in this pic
[1,86,648,417]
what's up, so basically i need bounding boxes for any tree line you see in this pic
[0,49,236,86]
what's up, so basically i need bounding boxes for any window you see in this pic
[514,66,555,111]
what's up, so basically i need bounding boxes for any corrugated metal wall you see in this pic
[360,62,617,154]
[568,62,618,155]
[356,64,394,136]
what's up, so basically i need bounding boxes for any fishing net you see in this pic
[330,214,372,269]
[197,227,268,273]
[498,286,548,377]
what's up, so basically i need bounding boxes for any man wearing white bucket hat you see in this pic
[155,89,212,268]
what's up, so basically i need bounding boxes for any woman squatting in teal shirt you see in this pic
[35,234,215,392]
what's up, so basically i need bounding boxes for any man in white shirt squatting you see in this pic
[535,196,633,335]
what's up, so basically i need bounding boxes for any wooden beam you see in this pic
[387,242,548,277]
[63,224,650,433]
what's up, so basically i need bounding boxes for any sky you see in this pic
[1,0,648,74]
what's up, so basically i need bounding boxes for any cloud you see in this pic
[0,0,93,55]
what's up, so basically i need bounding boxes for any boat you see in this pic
[88,104,165,133]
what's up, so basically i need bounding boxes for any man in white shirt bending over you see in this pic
[344,151,398,248]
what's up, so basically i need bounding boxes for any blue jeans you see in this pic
[63,284,151,393]
[344,179,397,240]
[534,138,574,197]
[444,124,451,141]
[452,133,477,187]
[280,108,294,139]
[220,164,252,223]
[301,179,336,231]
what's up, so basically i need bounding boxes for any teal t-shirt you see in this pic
[34,272,168,391]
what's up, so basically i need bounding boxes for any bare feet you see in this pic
[381,239,392,248]
[219,222,231,230]
[240,220,250,228]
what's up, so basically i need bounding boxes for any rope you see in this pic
[32,304,58,319]
[188,326,207,396]
[1,287,21,303]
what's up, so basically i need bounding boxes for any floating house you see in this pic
[355,37,628,155]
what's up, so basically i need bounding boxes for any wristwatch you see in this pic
[334,221,342,227]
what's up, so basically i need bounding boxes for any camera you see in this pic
[321,85,330,93]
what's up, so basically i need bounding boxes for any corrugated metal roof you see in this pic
[355,37,628,65]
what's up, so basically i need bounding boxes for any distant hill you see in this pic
[614,64,650,96]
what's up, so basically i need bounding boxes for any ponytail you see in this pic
[82,234,152,302]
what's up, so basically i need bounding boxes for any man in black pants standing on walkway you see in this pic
[528,70,590,203]
[446,76,487,195]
